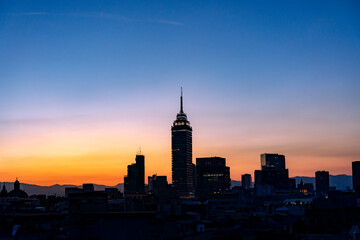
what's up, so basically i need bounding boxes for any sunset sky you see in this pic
[1,1,359,186]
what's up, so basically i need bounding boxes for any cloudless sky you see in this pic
[0,0,359,185]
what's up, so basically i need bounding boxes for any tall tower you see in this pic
[171,88,194,197]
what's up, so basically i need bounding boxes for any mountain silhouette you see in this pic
[292,174,352,191]
[1,182,124,196]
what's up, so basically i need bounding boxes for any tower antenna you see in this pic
[180,87,183,113]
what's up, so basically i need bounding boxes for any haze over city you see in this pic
[1,0,359,186]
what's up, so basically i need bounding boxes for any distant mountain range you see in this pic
[232,174,353,191]
[1,175,352,196]
[1,182,124,197]
[292,174,353,191]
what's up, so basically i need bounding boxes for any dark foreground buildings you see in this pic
[124,153,145,194]
[171,90,194,197]
[196,157,231,198]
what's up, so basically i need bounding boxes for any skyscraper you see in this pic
[124,153,145,194]
[352,161,360,193]
[315,171,330,194]
[171,89,194,197]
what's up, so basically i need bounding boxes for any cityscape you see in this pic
[0,92,359,239]
[1,1,360,240]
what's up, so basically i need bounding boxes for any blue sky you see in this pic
[0,0,359,184]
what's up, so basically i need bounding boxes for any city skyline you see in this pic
[1,1,359,185]
[0,90,357,186]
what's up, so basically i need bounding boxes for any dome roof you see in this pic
[8,189,28,198]
[7,179,28,198]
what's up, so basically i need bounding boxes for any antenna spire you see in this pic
[180,87,184,113]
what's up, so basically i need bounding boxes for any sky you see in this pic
[0,0,359,186]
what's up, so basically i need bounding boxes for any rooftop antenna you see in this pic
[137,146,142,155]
[180,87,184,113]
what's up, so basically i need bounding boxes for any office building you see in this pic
[315,171,330,194]
[352,161,360,192]
[171,89,194,197]
[196,157,230,198]
[261,153,285,170]
[124,154,145,194]
[255,153,294,195]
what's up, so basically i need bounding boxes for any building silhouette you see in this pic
[148,175,169,200]
[261,153,285,170]
[242,174,252,190]
[315,171,330,194]
[196,157,230,198]
[171,89,194,197]
[124,153,145,194]
[255,153,294,195]
[0,184,7,197]
[83,183,95,192]
[7,179,28,198]
[352,161,360,193]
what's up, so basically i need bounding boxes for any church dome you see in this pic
[7,179,28,198]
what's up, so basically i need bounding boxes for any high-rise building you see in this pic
[242,174,252,190]
[124,154,145,194]
[196,157,231,198]
[255,153,294,195]
[171,89,194,197]
[261,153,285,170]
[352,161,360,192]
[315,171,330,194]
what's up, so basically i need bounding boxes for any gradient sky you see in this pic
[1,0,359,186]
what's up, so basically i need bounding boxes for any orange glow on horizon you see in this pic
[0,148,354,186]
[0,106,357,186]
